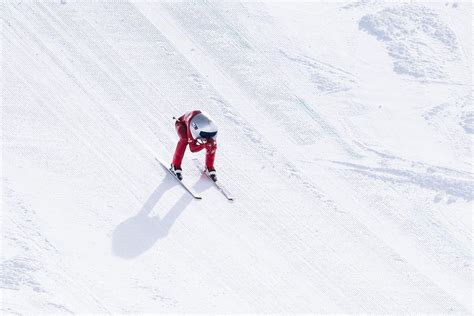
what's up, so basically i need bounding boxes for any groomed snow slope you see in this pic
[2,1,472,313]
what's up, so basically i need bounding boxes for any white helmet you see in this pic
[190,112,218,140]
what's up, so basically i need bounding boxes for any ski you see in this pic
[192,158,234,201]
[155,157,202,200]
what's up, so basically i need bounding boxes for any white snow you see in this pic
[2,0,472,313]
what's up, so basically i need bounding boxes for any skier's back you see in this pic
[171,110,218,181]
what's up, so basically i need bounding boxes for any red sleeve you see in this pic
[186,122,194,143]
[188,141,204,152]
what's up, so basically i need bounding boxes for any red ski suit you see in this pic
[172,110,217,170]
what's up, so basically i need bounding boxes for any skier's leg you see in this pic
[204,142,217,181]
[172,121,188,169]
[205,141,217,171]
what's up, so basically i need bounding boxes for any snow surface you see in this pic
[2,0,472,313]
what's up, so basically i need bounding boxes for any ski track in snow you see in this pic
[359,4,463,80]
[2,1,472,313]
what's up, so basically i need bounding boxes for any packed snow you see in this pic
[2,0,472,313]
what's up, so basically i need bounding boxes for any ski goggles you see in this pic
[199,131,217,139]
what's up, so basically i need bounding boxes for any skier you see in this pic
[171,110,218,181]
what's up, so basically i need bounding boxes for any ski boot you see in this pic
[206,168,217,182]
[170,164,183,181]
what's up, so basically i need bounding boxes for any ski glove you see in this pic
[196,138,208,145]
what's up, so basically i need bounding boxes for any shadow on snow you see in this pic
[112,171,212,259]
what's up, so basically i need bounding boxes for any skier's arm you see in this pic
[204,138,217,151]
[188,138,205,152]
[188,136,216,152]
